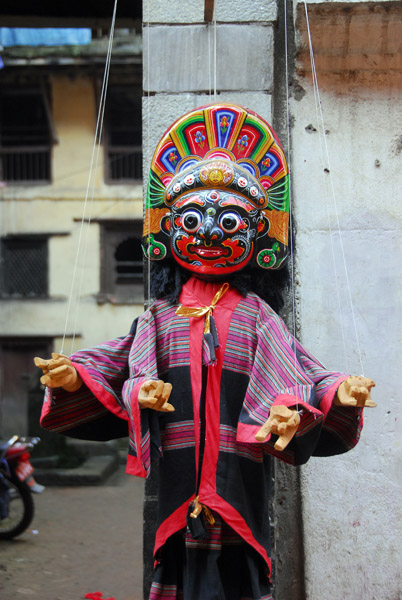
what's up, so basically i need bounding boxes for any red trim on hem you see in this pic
[272,393,323,416]
[320,375,349,417]
[126,454,147,478]
[153,496,194,557]
[236,421,267,444]
[40,389,52,420]
[195,283,243,498]
[127,379,148,474]
[73,362,129,421]
[199,493,272,577]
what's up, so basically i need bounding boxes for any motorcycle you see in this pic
[0,435,45,539]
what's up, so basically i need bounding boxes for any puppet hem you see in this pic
[73,362,128,421]
[319,375,349,417]
[126,454,147,478]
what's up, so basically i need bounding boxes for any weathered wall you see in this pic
[142,0,402,598]
[141,1,332,598]
[141,1,295,597]
[0,75,144,355]
[293,1,402,597]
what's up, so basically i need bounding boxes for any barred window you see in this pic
[0,87,54,184]
[0,237,48,298]
[99,221,143,303]
[104,86,142,183]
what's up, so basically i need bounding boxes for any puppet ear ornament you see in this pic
[144,234,168,261]
[256,245,280,269]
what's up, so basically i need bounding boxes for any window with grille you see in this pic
[104,86,142,183]
[99,221,143,303]
[0,237,48,298]
[0,87,53,183]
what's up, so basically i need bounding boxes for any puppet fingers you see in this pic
[40,363,82,392]
[139,397,175,412]
[150,382,174,412]
[273,415,300,451]
[349,387,377,407]
[336,376,377,408]
[34,353,73,377]
[34,356,51,373]
[140,379,163,398]
[49,353,73,369]
[349,385,369,406]
[255,406,300,450]
[354,378,376,407]
[138,380,174,412]
[255,415,272,442]
[40,364,72,388]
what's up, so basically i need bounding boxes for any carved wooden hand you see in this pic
[138,379,174,412]
[334,376,376,407]
[34,353,82,392]
[255,405,301,451]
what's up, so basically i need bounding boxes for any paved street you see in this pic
[0,467,145,600]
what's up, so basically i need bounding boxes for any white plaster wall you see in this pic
[292,82,402,598]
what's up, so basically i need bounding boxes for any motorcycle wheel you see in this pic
[0,471,34,540]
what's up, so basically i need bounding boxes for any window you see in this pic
[99,221,144,303]
[104,86,142,182]
[0,236,48,298]
[0,86,54,183]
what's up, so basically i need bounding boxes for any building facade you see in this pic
[0,1,401,598]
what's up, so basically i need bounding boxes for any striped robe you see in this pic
[41,276,363,593]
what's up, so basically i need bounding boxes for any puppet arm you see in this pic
[255,405,300,451]
[34,353,82,392]
[138,379,174,412]
[334,375,376,407]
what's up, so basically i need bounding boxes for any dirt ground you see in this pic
[0,467,145,600]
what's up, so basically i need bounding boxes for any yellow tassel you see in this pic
[175,282,229,333]
[189,496,216,525]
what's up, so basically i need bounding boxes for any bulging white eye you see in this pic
[182,210,202,233]
[219,212,241,233]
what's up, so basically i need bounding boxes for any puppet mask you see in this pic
[143,103,290,273]
[162,159,270,277]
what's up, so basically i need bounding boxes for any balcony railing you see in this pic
[107,146,142,182]
[0,146,51,183]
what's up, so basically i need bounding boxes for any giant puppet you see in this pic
[35,104,375,600]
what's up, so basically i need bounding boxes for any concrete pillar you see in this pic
[141,2,304,598]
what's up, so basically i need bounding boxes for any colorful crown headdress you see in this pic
[142,103,289,270]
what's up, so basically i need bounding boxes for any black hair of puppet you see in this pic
[149,261,289,315]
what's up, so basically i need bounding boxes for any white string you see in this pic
[213,3,217,102]
[303,2,364,376]
[146,4,151,309]
[145,0,154,379]
[208,22,212,98]
[303,4,349,373]
[283,0,297,344]
[59,0,118,355]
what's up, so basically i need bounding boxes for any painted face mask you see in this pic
[143,103,290,275]
[164,159,269,276]
[170,190,256,276]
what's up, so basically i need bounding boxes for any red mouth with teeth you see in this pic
[174,234,249,275]
[193,246,230,259]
